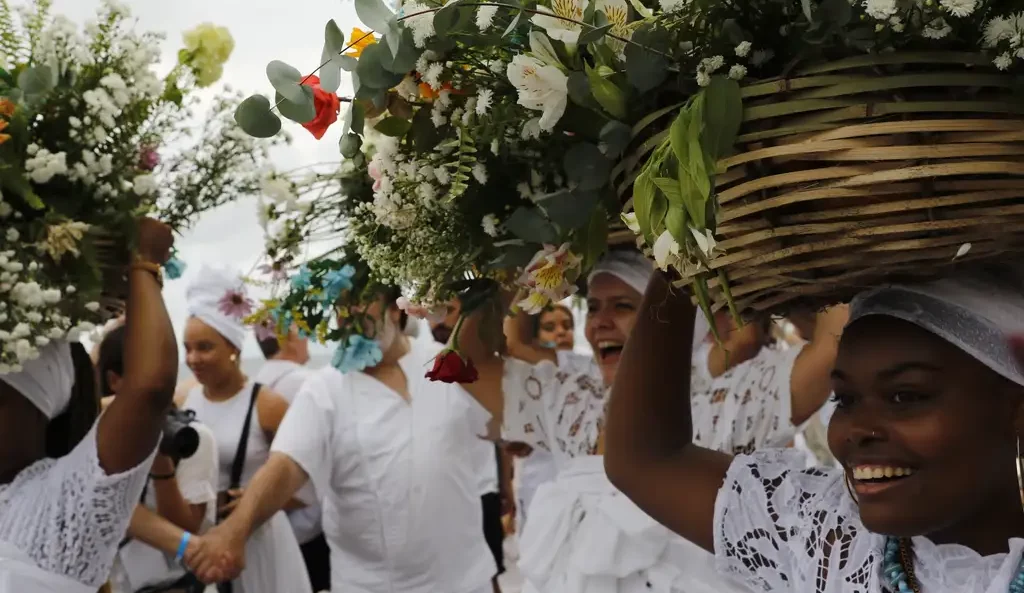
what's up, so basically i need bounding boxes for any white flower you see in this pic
[489,59,505,74]
[659,0,687,13]
[476,89,493,115]
[984,14,1024,48]
[491,138,500,155]
[434,166,451,185]
[402,1,436,47]
[690,227,721,258]
[85,301,101,312]
[507,55,568,131]
[751,49,774,66]
[25,311,42,324]
[423,62,444,90]
[35,336,50,347]
[939,0,976,17]
[531,0,586,44]
[521,118,544,139]
[431,106,447,128]
[66,285,77,294]
[0,202,10,218]
[700,56,724,73]
[14,339,35,363]
[133,174,157,196]
[68,116,81,128]
[476,5,499,31]
[995,52,1014,70]
[735,41,752,57]
[728,64,747,80]
[863,0,897,20]
[922,18,952,39]
[621,212,641,234]
[652,230,679,270]
[696,71,711,87]
[890,16,905,32]
[472,163,488,185]
[482,214,499,237]
[5,228,17,242]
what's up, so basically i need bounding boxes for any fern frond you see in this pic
[0,0,26,66]
[24,0,53,63]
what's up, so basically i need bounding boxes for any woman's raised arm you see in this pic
[97,219,178,474]
[603,272,732,551]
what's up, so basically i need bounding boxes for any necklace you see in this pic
[884,536,1024,593]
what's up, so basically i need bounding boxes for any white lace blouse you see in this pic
[0,421,154,588]
[715,449,1024,593]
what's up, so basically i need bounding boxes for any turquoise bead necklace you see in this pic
[884,536,1024,593]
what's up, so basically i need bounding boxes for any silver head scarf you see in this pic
[0,341,75,419]
[848,266,1024,388]
[186,265,249,350]
[587,250,654,297]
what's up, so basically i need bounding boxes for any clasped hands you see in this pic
[182,490,248,584]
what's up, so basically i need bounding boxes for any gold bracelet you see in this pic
[130,260,164,287]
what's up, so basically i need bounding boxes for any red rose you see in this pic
[425,349,479,384]
[300,75,341,140]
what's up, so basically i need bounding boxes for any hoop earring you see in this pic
[230,353,238,363]
[1016,437,1024,514]
[844,472,859,505]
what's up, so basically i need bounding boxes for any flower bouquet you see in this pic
[235,0,1024,326]
[0,0,275,372]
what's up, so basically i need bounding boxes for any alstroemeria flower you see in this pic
[507,55,568,131]
[652,230,680,271]
[690,227,722,259]
[531,0,587,44]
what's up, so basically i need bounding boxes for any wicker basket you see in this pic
[616,52,1024,315]
[91,229,130,320]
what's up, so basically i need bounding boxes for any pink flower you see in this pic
[368,161,383,192]
[396,296,446,324]
[254,320,277,341]
[257,263,288,282]
[138,147,160,171]
[218,289,254,319]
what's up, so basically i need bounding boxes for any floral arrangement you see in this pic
[246,151,403,374]
[235,0,1023,345]
[0,0,271,373]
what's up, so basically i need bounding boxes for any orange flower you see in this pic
[418,82,439,100]
[0,120,9,146]
[346,28,377,57]
[0,99,15,117]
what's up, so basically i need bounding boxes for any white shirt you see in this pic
[0,421,155,591]
[272,339,497,593]
[473,438,499,496]
[110,423,219,592]
[253,358,322,544]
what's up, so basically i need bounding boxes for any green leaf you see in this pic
[410,104,441,153]
[650,190,668,237]
[578,23,614,45]
[502,10,523,37]
[665,204,689,245]
[351,102,366,135]
[385,21,403,58]
[632,168,656,244]
[505,207,559,244]
[234,95,282,138]
[340,132,363,158]
[356,42,406,89]
[379,27,422,74]
[701,76,743,160]
[653,177,684,205]
[276,89,316,123]
[266,60,308,105]
[599,120,631,158]
[0,168,43,209]
[374,116,411,137]
[17,65,54,97]
[581,206,608,271]
[434,0,463,37]
[488,244,538,270]
[319,20,347,94]
[586,64,627,120]
[355,0,395,32]
[624,24,668,92]
[538,190,604,230]
[567,71,597,109]
[564,143,610,192]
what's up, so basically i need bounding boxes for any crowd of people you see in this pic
[2,219,1024,593]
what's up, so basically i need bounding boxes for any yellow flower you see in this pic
[181,23,234,87]
[44,221,91,261]
[347,28,377,57]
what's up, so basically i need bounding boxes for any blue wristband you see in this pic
[175,531,192,564]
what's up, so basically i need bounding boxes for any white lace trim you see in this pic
[0,422,154,586]
[714,450,1024,593]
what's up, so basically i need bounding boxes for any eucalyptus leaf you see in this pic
[340,133,363,158]
[275,89,316,123]
[538,190,603,230]
[374,116,411,137]
[434,0,462,37]
[624,24,668,92]
[266,60,307,104]
[567,71,596,109]
[355,0,395,33]
[319,20,347,93]
[578,23,614,45]
[701,76,743,160]
[564,143,610,192]
[599,120,631,158]
[380,27,422,74]
[17,65,54,96]
[505,207,559,244]
[351,102,366,134]
[385,21,403,58]
[356,42,406,89]
[234,95,282,138]
[586,64,627,120]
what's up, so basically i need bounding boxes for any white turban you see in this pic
[587,250,654,297]
[0,341,75,419]
[187,265,249,350]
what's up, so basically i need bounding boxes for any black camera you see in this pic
[160,408,199,461]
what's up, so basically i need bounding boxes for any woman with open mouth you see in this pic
[606,266,1024,593]
[461,248,841,593]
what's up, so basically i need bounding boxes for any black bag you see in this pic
[216,383,261,593]
[136,572,206,593]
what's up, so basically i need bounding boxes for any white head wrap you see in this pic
[187,265,249,350]
[849,266,1024,387]
[0,341,75,419]
[587,250,655,297]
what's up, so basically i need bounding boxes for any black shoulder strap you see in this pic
[228,383,261,491]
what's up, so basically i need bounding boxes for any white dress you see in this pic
[715,449,1024,592]
[184,382,312,593]
[270,339,496,593]
[0,421,155,592]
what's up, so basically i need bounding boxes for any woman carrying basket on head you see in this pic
[0,218,179,593]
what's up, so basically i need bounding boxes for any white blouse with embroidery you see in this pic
[715,449,1024,593]
[0,421,154,589]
